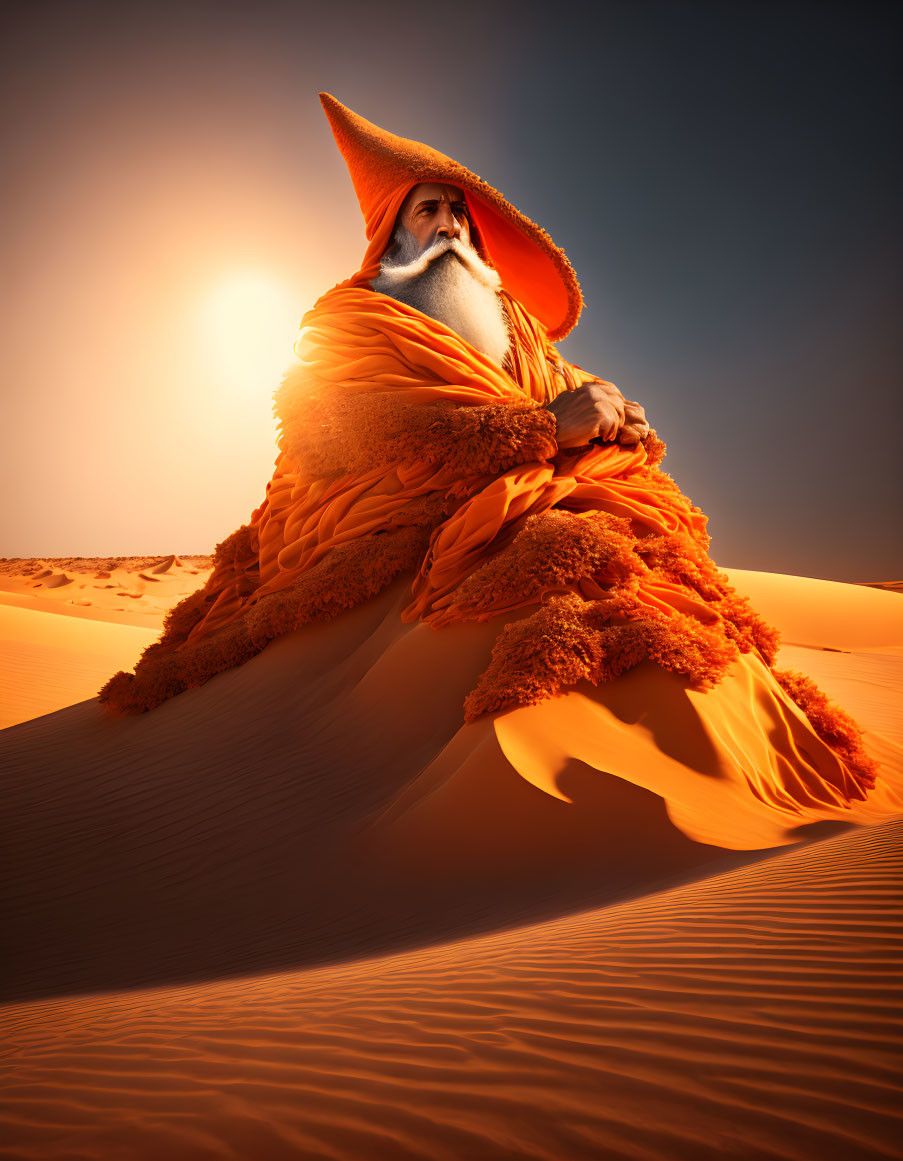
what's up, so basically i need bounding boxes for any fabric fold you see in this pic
[99,283,878,799]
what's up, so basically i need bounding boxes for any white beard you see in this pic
[371,230,512,368]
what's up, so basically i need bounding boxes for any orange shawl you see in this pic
[98,280,876,793]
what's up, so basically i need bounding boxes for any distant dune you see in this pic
[0,556,211,728]
[0,557,900,1158]
[0,555,212,627]
[860,580,903,596]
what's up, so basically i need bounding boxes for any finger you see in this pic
[596,416,614,442]
[620,426,642,446]
[593,408,614,442]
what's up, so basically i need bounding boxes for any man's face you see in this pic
[372,180,509,366]
[398,182,472,254]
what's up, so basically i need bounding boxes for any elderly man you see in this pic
[100,93,876,817]
[372,180,650,448]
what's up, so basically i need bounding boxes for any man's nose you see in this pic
[435,203,461,239]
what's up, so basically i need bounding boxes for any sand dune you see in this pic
[723,567,903,651]
[1,557,898,732]
[1,568,900,997]
[0,556,211,728]
[861,580,903,596]
[41,570,73,589]
[0,605,157,730]
[0,579,746,1003]
[0,560,900,1157]
[0,555,212,629]
[1,817,900,1161]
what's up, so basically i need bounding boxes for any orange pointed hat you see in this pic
[320,92,582,340]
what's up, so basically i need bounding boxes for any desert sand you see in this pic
[0,556,211,729]
[0,556,901,1159]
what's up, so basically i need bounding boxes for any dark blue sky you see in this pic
[3,0,900,579]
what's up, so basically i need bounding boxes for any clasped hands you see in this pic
[544,379,650,449]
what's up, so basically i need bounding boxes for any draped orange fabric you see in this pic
[96,109,879,797]
[98,263,874,786]
[180,284,705,647]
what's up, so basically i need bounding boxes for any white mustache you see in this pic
[370,224,512,366]
[375,235,500,291]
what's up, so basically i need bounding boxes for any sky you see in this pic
[2,0,900,580]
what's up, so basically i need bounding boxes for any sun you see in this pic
[199,272,300,395]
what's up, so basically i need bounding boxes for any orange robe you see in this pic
[99,279,878,814]
[100,94,897,850]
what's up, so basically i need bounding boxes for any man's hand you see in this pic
[544,381,623,447]
[545,380,639,448]
[617,399,650,446]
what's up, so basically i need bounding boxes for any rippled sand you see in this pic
[0,559,900,1158]
[1,818,900,1160]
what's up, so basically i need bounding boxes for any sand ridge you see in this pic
[0,556,212,728]
[0,555,213,627]
[1,817,900,1161]
[1,559,901,1158]
[1,568,900,998]
[0,558,900,735]
[0,605,157,730]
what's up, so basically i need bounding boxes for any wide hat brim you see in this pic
[320,93,582,340]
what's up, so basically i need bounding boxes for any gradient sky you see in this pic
[2,0,900,580]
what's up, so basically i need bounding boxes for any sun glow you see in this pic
[199,272,301,395]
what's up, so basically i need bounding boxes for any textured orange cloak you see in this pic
[99,277,876,797]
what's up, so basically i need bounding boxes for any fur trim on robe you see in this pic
[98,285,877,795]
